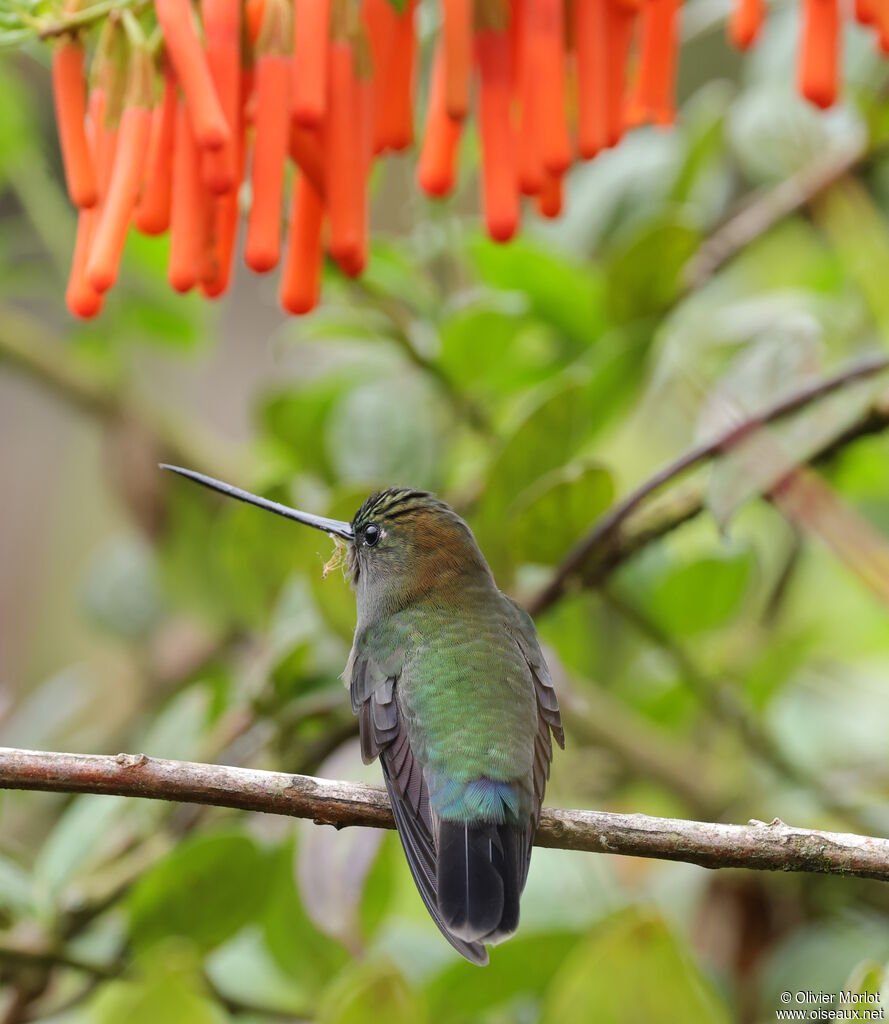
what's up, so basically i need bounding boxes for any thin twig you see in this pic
[1,748,888,882]
[527,355,889,615]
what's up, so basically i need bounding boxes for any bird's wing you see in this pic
[503,597,565,886]
[349,648,489,965]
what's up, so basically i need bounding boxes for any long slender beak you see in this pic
[160,465,354,541]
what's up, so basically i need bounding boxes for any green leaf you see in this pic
[843,960,885,1000]
[261,375,362,481]
[437,299,558,398]
[297,742,386,946]
[474,332,644,580]
[424,930,583,1019]
[0,853,34,918]
[325,375,444,488]
[623,547,756,636]
[160,485,304,629]
[669,81,733,209]
[606,216,700,322]
[541,910,730,1024]
[469,235,607,348]
[136,688,212,763]
[87,957,229,1024]
[319,960,425,1024]
[490,373,604,497]
[206,926,314,1016]
[509,462,615,566]
[262,841,348,995]
[813,177,889,338]
[128,832,272,952]
[34,795,131,896]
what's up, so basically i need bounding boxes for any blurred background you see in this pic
[3,1,889,1021]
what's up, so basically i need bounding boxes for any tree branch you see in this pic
[683,136,874,291]
[1,747,888,882]
[527,355,889,615]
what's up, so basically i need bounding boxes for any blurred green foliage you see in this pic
[3,4,889,1023]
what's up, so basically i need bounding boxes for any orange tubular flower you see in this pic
[857,0,889,29]
[418,44,463,198]
[326,38,363,270]
[245,0,292,273]
[168,100,206,292]
[575,0,609,159]
[280,173,324,314]
[133,65,177,235]
[293,0,330,126]
[629,0,680,127]
[877,4,889,52]
[798,0,840,108]
[202,95,247,298]
[364,0,397,153]
[73,71,119,307]
[66,88,108,318]
[476,27,519,243]
[202,0,241,194]
[155,0,230,151]
[375,0,416,151]
[290,123,326,198]
[528,0,571,174]
[347,66,374,277]
[201,187,240,297]
[605,0,638,146]
[52,37,97,209]
[67,210,103,317]
[516,0,543,195]
[292,0,331,125]
[86,49,153,294]
[537,170,563,218]
[728,0,766,48]
[443,0,472,119]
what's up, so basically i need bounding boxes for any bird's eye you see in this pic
[363,523,381,547]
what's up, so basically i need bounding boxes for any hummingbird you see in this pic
[161,465,564,965]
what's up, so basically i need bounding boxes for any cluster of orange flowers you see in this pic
[50,0,860,320]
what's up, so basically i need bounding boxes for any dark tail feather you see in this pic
[380,765,488,965]
[436,822,526,945]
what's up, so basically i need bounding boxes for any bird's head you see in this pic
[161,467,493,623]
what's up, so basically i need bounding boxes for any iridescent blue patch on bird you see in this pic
[430,774,526,823]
